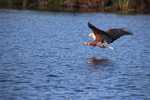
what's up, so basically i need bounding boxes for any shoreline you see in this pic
[0,8,149,15]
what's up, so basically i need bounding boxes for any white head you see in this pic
[88,32,96,40]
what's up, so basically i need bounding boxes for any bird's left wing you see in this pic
[107,28,133,43]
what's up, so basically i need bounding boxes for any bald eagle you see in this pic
[82,22,133,50]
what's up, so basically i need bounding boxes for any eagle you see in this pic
[82,22,133,50]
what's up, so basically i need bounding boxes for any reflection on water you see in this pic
[87,57,111,65]
[0,9,150,100]
[86,56,113,73]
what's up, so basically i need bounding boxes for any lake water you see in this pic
[0,9,150,100]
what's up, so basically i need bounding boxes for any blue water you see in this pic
[0,9,150,100]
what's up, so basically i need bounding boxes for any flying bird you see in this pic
[82,22,133,50]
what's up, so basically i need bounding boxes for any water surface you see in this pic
[0,9,150,100]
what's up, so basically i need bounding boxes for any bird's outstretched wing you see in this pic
[107,28,133,43]
[88,22,110,42]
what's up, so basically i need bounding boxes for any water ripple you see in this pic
[0,9,150,100]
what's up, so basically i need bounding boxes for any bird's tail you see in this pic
[108,46,114,50]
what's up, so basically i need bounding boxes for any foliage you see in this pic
[112,0,130,12]
[0,0,149,13]
[48,0,65,10]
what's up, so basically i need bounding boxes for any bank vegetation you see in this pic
[0,0,149,13]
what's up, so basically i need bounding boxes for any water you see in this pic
[0,9,150,100]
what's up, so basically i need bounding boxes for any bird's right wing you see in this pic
[88,22,110,42]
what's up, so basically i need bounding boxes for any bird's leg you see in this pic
[102,42,114,50]
[81,42,89,46]
[96,41,113,49]
[81,41,97,47]
[102,42,109,47]
[96,42,106,48]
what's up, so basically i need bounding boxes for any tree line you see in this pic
[0,0,149,13]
